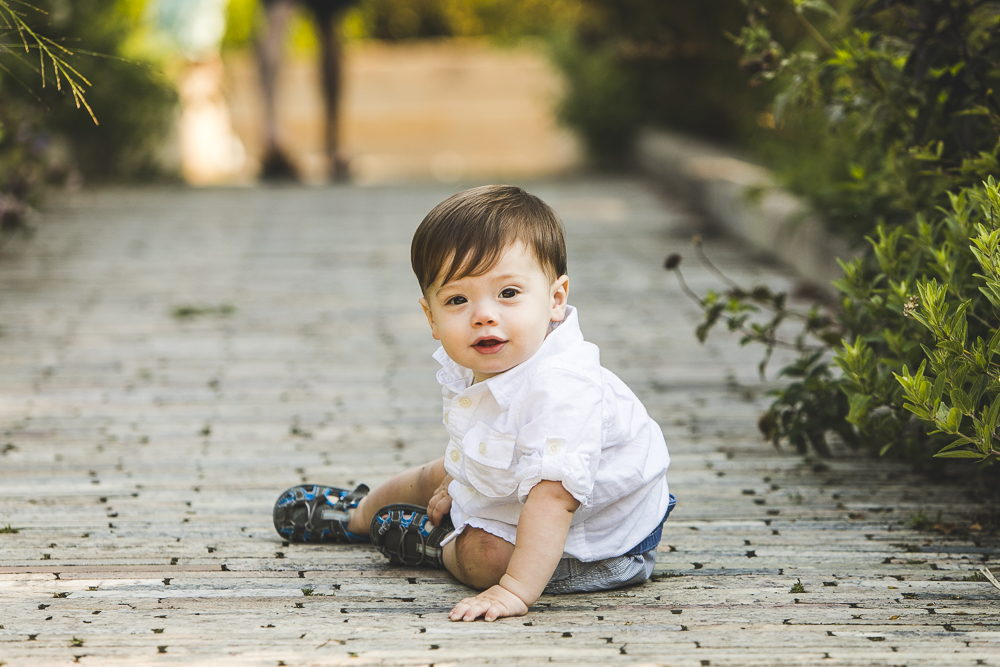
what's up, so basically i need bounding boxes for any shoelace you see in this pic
[303,487,341,532]
[379,510,431,566]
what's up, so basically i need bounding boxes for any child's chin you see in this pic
[472,361,516,378]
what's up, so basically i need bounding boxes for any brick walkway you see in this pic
[0,180,997,666]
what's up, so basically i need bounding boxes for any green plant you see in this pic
[892,180,1000,463]
[736,0,1000,243]
[1,0,90,232]
[0,0,96,119]
[672,0,1000,467]
[789,578,806,593]
[678,177,1000,464]
[668,244,854,456]
[551,0,769,165]
[171,304,236,320]
[311,0,585,43]
[27,0,176,180]
[550,31,642,167]
[1,0,176,228]
[0,524,19,534]
[906,509,935,530]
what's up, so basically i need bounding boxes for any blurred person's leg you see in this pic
[256,0,299,179]
[316,7,350,181]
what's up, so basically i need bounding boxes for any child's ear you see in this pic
[550,275,569,322]
[419,297,440,340]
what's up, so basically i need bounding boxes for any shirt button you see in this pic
[449,450,460,462]
[478,442,487,455]
[547,442,560,454]
[458,397,472,409]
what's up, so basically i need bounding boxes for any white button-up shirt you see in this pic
[435,306,671,562]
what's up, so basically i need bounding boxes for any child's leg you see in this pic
[346,457,447,535]
[357,461,514,586]
[443,527,515,589]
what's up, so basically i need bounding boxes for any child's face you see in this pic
[419,242,569,383]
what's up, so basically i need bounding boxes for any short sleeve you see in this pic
[513,369,603,507]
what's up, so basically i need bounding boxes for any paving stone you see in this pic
[0,180,997,666]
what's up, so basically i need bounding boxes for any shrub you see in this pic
[0,0,176,228]
[737,0,1000,243]
[550,1,779,166]
[679,0,1000,467]
[549,33,642,169]
[219,0,585,46]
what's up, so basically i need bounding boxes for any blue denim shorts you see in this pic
[544,493,676,595]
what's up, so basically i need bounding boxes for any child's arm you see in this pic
[449,480,580,622]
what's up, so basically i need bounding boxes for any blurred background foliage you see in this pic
[551,1,776,168]
[3,0,588,231]
[222,0,585,52]
[739,0,1000,243]
[1,0,176,231]
[219,0,775,169]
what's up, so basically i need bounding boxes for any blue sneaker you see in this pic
[370,503,454,568]
[272,484,369,543]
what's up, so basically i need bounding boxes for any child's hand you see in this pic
[427,475,453,526]
[449,584,528,622]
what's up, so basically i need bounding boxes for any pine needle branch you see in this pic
[0,0,97,123]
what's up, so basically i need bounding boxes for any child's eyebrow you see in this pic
[435,273,528,296]
[490,273,528,283]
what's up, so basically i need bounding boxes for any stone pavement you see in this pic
[0,179,997,666]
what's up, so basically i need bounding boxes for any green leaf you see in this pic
[978,284,1000,309]
[847,392,871,426]
[988,328,1000,356]
[946,406,962,432]
[950,388,973,415]
[901,402,931,420]
[796,0,837,16]
[952,365,969,391]
[970,374,988,406]
[935,438,974,453]
[987,397,1000,433]
[930,373,946,403]
[953,105,991,117]
[933,450,986,459]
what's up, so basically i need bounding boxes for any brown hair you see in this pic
[411,185,567,293]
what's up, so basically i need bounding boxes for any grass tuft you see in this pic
[171,304,236,320]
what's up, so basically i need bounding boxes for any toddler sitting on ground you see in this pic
[273,185,674,621]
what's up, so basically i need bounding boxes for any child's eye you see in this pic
[445,295,467,306]
[499,288,519,299]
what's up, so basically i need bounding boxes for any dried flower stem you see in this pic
[980,567,1000,592]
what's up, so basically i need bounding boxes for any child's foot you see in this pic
[370,503,453,568]
[272,484,369,543]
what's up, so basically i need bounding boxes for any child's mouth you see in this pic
[473,338,506,354]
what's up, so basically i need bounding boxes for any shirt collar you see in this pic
[433,346,474,393]
[432,305,584,409]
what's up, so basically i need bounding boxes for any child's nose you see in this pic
[472,304,498,326]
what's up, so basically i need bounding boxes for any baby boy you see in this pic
[273,185,673,622]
